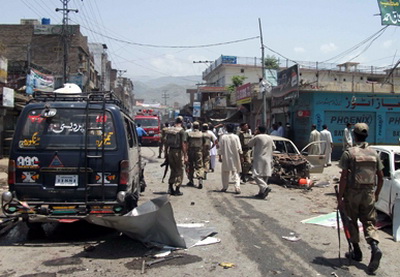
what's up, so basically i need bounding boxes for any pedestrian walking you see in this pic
[208,123,218,173]
[164,116,187,196]
[218,123,242,194]
[277,122,284,137]
[247,125,275,199]
[185,121,205,189]
[320,124,333,166]
[238,123,253,183]
[270,123,279,136]
[158,122,170,158]
[136,123,148,146]
[343,122,353,150]
[308,124,321,155]
[338,123,384,274]
[202,123,215,176]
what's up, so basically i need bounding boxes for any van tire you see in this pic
[26,222,46,240]
[124,191,139,213]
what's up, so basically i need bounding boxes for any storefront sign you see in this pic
[236,83,252,105]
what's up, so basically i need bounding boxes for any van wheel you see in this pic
[124,191,139,213]
[26,222,46,240]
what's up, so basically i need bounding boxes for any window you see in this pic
[18,108,116,150]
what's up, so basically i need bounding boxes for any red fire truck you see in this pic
[134,109,161,145]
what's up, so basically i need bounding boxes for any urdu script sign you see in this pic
[378,0,400,26]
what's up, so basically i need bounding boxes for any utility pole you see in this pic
[56,0,78,84]
[162,90,169,106]
[258,18,267,127]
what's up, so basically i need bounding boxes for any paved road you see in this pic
[0,147,398,276]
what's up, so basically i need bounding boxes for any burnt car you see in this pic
[269,135,325,187]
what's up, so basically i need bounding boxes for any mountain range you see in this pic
[133,75,202,107]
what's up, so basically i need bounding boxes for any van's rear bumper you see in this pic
[1,197,125,220]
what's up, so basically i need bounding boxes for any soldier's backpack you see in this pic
[187,130,204,148]
[348,146,378,187]
[241,132,252,148]
[203,132,212,150]
[165,127,182,148]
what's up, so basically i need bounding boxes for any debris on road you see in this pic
[282,232,301,242]
[0,217,19,237]
[219,262,235,269]
[146,255,183,267]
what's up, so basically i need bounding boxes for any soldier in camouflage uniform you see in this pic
[165,117,187,196]
[185,121,205,189]
[238,123,253,183]
[158,122,169,159]
[338,123,384,274]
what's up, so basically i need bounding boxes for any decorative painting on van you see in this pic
[22,172,39,183]
[19,132,40,148]
[16,156,40,169]
[96,132,114,147]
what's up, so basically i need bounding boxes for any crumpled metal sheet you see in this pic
[86,196,186,248]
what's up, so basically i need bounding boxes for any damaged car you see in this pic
[268,136,325,187]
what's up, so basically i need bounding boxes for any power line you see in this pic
[70,24,260,49]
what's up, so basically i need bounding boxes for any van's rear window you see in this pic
[17,109,116,150]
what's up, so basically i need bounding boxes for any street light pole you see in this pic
[258,18,267,126]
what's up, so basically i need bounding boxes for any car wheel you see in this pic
[124,191,139,213]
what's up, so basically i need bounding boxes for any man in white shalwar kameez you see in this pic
[320,124,333,166]
[309,124,321,155]
[218,124,242,194]
[247,126,275,199]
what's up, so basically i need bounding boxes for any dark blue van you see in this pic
[1,91,144,223]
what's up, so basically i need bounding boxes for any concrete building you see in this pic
[202,55,400,152]
[0,19,95,91]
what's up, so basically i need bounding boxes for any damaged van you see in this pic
[1,89,145,224]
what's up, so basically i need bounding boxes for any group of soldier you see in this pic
[158,116,217,196]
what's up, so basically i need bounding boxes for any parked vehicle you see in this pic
[134,109,161,145]
[369,145,400,218]
[1,90,144,224]
[269,135,325,186]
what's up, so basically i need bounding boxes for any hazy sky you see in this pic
[2,0,399,81]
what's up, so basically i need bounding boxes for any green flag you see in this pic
[378,0,400,26]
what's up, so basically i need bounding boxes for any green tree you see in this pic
[264,55,279,70]
[227,75,247,93]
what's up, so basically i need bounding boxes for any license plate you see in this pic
[149,130,154,134]
[55,175,78,186]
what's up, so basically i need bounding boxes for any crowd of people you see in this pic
[157,117,278,199]
[155,117,384,274]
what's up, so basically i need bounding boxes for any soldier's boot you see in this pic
[174,186,183,196]
[168,184,175,195]
[345,242,362,261]
[198,178,203,189]
[368,240,382,274]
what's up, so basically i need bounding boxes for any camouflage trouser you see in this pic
[202,148,210,172]
[344,187,379,243]
[241,149,252,175]
[188,148,204,180]
[168,149,184,188]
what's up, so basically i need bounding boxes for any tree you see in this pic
[264,55,279,70]
[227,75,247,93]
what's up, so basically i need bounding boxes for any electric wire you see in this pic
[320,26,389,63]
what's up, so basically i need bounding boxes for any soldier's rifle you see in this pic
[334,185,353,264]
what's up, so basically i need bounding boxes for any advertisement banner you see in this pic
[26,69,54,94]
[378,0,400,26]
[2,87,14,108]
[193,101,201,117]
[271,64,299,98]
[236,83,252,105]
